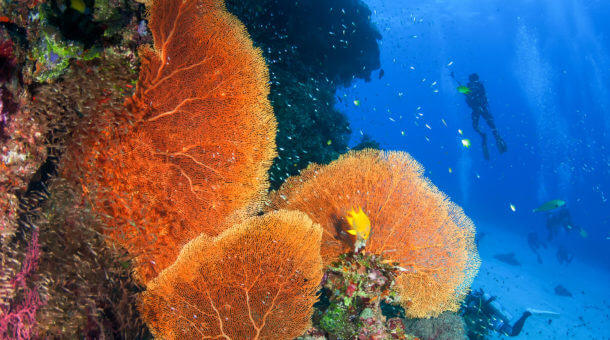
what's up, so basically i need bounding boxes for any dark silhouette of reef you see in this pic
[226,0,381,188]
[352,133,381,151]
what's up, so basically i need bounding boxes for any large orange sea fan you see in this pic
[62,0,276,283]
[268,149,480,318]
[140,210,323,339]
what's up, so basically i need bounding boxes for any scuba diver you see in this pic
[462,289,559,339]
[452,72,507,160]
[556,245,575,265]
[462,289,532,339]
[527,232,547,264]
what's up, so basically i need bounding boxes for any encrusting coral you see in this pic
[140,210,323,340]
[309,252,415,339]
[61,0,277,283]
[268,149,480,318]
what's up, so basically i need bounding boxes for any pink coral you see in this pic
[0,228,44,339]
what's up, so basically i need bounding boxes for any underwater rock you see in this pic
[402,311,466,340]
[493,252,521,266]
[554,284,573,297]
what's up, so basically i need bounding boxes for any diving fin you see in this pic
[481,134,490,160]
[494,132,507,153]
[526,308,560,317]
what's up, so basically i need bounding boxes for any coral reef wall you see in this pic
[226,0,381,188]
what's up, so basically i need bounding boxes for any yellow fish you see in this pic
[579,228,588,238]
[70,0,87,13]
[346,206,371,240]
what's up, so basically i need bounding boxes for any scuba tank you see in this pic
[483,293,514,335]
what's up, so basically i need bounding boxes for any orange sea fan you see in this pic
[61,0,276,283]
[267,149,480,318]
[139,210,323,339]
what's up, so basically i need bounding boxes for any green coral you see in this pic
[31,30,100,82]
[319,303,357,338]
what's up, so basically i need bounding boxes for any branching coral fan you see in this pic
[61,0,277,283]
[140,210,323,340]
[268,149,480,318]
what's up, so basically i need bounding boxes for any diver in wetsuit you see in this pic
[461,73,507,160]
[462,289,533,339]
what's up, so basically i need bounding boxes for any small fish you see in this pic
[448,167,453,173]
[447,61,454,66]
[346,207,371,240]
[378,69,385,79]
[510,204,516,212]
[461,139,471,148]
[353,99,360,106]
[458,129,463,135]
[579,228,588,238]
[457,85,471,94]
[70,0,87,13]
[327,139,332,145]
[533,199,566,213]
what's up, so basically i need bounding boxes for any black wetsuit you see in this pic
[462,290,532,338]
[466,81,495,134]
[464,80,506,159]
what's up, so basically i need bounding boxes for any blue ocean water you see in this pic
[338,0,610,269]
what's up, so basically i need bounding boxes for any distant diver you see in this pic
[527,232,547,264]
[544,205,587,241]
[452,72,507,160]
[556,245,575,265]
